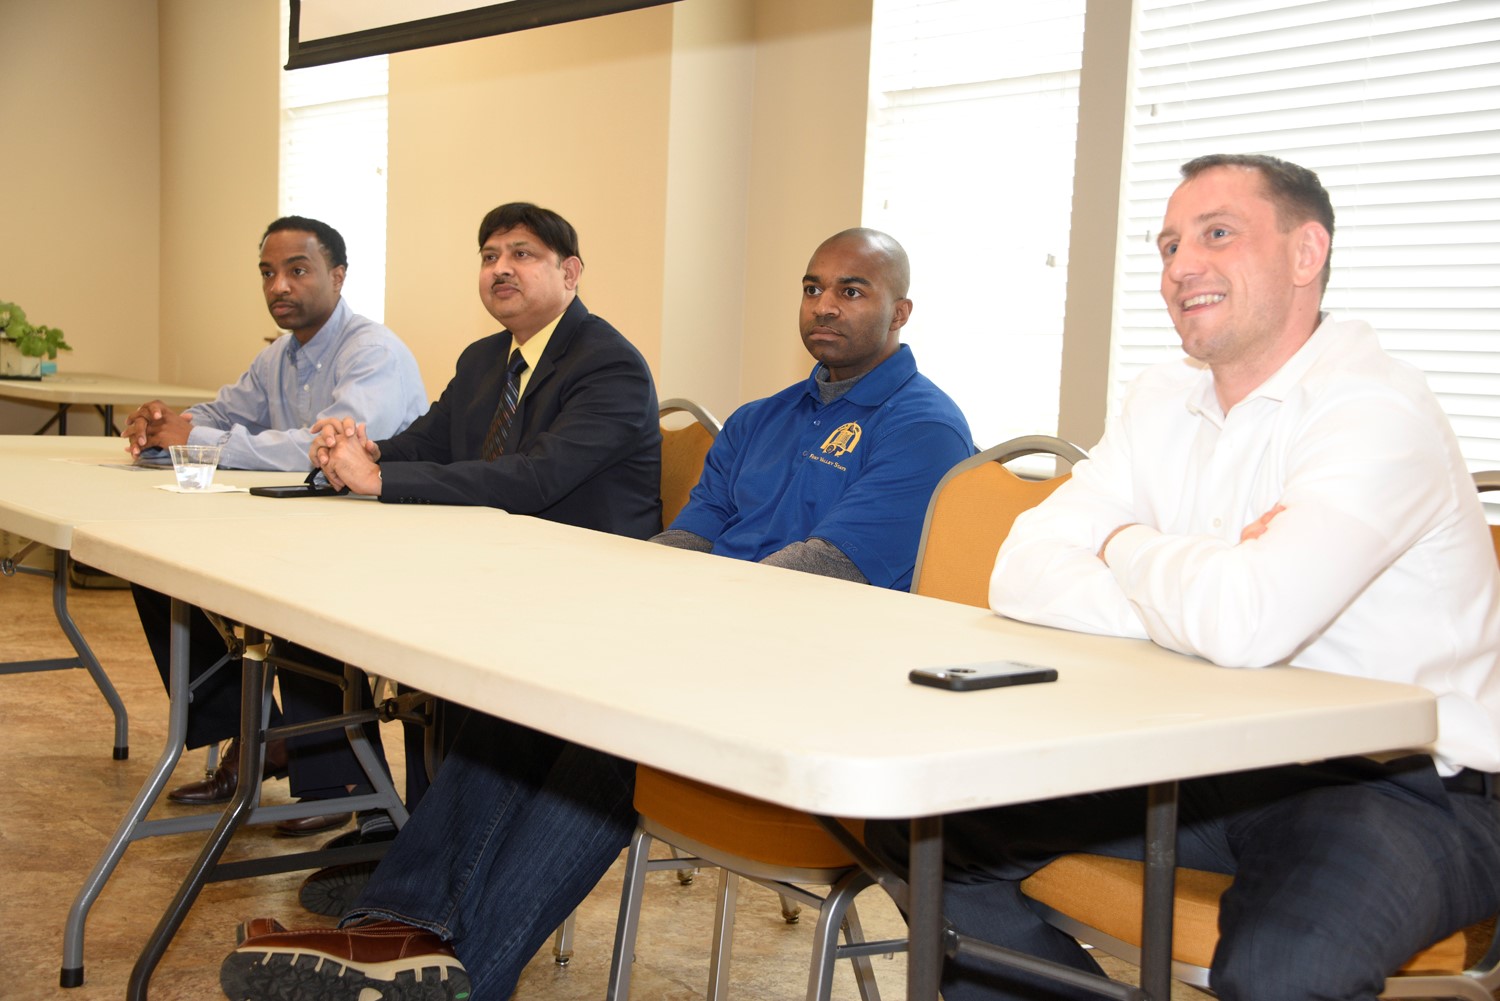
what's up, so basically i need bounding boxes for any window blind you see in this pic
[1114,0,1500,470]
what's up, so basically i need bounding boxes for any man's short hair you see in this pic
[261,216,348,270]
[477,203,582,265]
[1181,153,1334,291]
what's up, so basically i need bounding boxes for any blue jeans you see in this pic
[344,711,638,1000]
[865,756,1500,1001]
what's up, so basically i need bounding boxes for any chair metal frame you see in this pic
[607,817,895,1001]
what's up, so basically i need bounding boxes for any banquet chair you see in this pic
[605,435,1086,1000]
[1018,470,1500,999]
[547,399,726,967]
[909,434,1087,605]
[659,397,723,524]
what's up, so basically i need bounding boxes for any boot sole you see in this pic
[298,861,377,917]
[220,947,471,1001]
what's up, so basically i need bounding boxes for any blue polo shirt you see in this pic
[671,345,973,590]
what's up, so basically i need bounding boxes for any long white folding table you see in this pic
[0,437,409,988]
[68,504,1438,1001]
[0,372,216,435]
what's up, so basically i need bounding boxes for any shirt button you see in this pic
[303,384,310,391]
[1213,518,1223,529]
[316,363,322,370]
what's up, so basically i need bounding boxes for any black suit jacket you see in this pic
[376,296,662,540]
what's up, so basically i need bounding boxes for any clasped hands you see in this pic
[122,400,193,456]
[309,417,383,496]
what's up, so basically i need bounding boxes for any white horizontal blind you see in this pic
[1115,0,1500,472]
[865,1,1086,449]
[279,17,389,323]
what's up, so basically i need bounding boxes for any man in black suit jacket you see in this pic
[311,201,660,543]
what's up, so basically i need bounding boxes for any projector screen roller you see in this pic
[287,0,681,69]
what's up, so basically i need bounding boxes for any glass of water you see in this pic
[168,444,222,491]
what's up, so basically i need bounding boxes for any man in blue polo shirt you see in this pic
[657,227,973,588]
[221,227,973,1001]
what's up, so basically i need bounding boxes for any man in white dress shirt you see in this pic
[868,153,1500,1001]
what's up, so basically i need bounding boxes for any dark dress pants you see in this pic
[865,755,1500,1001]
[131,584,390,800]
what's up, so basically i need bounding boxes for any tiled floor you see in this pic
[1,563,1197,1001]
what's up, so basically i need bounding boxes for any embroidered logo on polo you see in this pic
[820,422,862,457]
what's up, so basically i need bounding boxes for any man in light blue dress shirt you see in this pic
[123,217,428,832]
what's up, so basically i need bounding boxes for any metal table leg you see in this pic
[2,547,128,758]
[126,618,271,1001]
[59,594,190,987]
[1140,781,1179,1001]
[907,815,945,1001]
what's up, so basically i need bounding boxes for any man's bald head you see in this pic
[800,228,914,382]
[815,228,911,299]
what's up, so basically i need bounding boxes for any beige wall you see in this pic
[157,1,280,389]
[738,0,873,405]
[0,0,162,434]
[384,6,675,402]
[385,0,873,419]
[1,0,873,435]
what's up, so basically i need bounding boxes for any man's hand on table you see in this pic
[122,400,193,456]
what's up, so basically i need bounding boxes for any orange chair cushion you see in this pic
[660,422,715,527]
[634,765,862,870]
[1020,853,1468,974]
[915,464,1069,609]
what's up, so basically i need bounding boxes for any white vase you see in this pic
[0,338,43,378]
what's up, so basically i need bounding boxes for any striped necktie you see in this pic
[481,349,528,461]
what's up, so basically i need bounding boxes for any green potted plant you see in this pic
[0,299,71,379]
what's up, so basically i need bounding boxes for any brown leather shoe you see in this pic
[167,738,289,805]
[220,917,470,1001]
[273,810,351,838]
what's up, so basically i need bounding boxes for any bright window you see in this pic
[278,10,390,322]
[864,2,1086,449]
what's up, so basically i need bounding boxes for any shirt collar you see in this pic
[1184,312,1334,424]
[512,310,564,374]
[284,297,350,367]
[804,343,918,407]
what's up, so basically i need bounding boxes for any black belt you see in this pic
[1442,768,1496,797]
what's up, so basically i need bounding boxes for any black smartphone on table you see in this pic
[909,660,1057,691]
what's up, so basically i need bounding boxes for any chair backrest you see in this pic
[911,435,1087,608]
[659,398,722,527]
[1475,471,1500,567]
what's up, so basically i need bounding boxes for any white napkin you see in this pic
[154,483,247,494]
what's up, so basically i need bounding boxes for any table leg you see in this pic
[60,594,189,987]
[907,814,945,1001]
[0,547,128,757]
[1139,781,1180,1001]
[126,620,272,1001]
[31,404,65,435]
